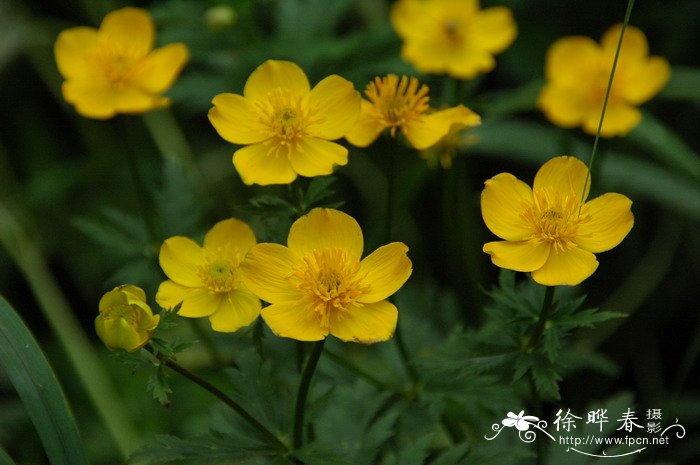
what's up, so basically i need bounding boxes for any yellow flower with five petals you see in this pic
[240,208,412,343]
[54,7,189,119]
[156,219,261,332]
[481,156,634,286]
[208,60,360,186]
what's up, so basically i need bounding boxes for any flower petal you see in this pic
[575,193,634,253]
[155,279,189,310]
[545,36,600,86]
[531,247,598,286]
[159,236,204,287]
[473,6,517,53]
[533,156,590,201]
[357,243,412,303]
[289,138,348,177]
[288,208,363,261]
[537,83,590,128]
[481,172,534,241]
[243,60,310,101]
[203,218,257,256]
[601,24,648,61]
[307,75,361,139]
[403,105,480,150]
[54,27,98,79]
[445,47,496,80]
[390,0,433,38]
[582,101,641,137]
[232,143,298,186]
[114,85,168,114]
[99,7,154,56]
[240,243,301,304]
[207,289,261,332]
[95,317,144,352]
[135,43,189,93]
[483,240,550,272]
[261,300,328,341]
[208,93,269,145]
[155,280,220,317]
[621,56,670,105]
[62,79,116,119]
[330,300,398,344]
[345,100,385,147]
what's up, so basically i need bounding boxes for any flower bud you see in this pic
[95,285,160,352]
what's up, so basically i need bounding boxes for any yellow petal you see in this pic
[390,0,429,38]
[483,240,550,272]
[113,85,167,114]
[545,36,600,86]
[403,105,480,150]
[203,218,257,255]
[621,56,670,105]
[533,156,590,201]
[243,60,310,101]
[232,143,298,186]
[481,173,534,241]
[531,247,598,286]
[95,317,144,352]
[207,289,261,332]
[261,300,328,341]
[473,6,517,53]
[345,100,385,147]
[136,43,189,93]
[357,243,412,304]
[445,47,495,80]
[120,285,148,304]
[240,243,302,304]
[576,193,633,253]
[582,101,641,137]
[159,236,204,287]
[288,208,363,261]
[329,300,398,344]
[208,93,268,145]
[600,24,648,61]
[62,79,116,119]
[99,7,154,56]
[54,27,98,79]
[537,83,589,128]
[155,279,190,311]
[289,137,348,177]
[307,75,360,139]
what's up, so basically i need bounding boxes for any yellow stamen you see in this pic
[365,74,430,136]
[198,252,240,293]
[522,189,591,251]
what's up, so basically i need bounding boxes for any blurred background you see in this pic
[0,0,698,463]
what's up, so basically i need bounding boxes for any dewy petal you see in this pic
[243,60,310,102]
[307,75,361,139]
[135,43,189,93]
[208,289,261,332]
[289,137,348,177]
[62,79,116,119]
[203,218,257,255]
[54,27,98,79]
[99,7,154,56]
[531,247,599,286]
[483,240,550,272]
[240,243,302,304]
[261,300,328,341]
[582,101,641,137]
[288,208,364,261]
[545,36,600,86]
[357,242,412,304]
[159,236,204,287]
[576,193,634,253]
[345,100,385,148]
[403,105,480,150]
[481,172,534,241]
[208,93,269,145]
[600,24,648,61]
[233,143,298,186]
[472,7,517,53]
[537,83,589,128]
[621,56,671,105]
[533,156,591,201]
[329,300,398,344]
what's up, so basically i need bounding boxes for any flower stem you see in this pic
[293,339,325,450]
[145,345,288,452]
[529,286,555,350]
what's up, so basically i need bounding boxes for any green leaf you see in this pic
[0,447,17,465]
[430,443,470,465]
[147,365,173,407]
[0,294,89,465]
[658,66,700,104]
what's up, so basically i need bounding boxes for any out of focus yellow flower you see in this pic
[391,0,517,79]
[419,123,478,169]
[208,60,360,186]
[345,74,480,149]
[54,7,189,119]
[240,208,412,343]
[538,24,670,137]
[95,285,159,352]
[481,156,634,286]
[156,219,261,332]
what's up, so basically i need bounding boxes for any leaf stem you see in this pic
[293,339,325,449]
[529,286,555,349]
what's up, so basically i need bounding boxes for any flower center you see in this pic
[365,74,430,136]
[257,88,315,149]
[90,45,142,86]
[522,189,590,251]
[103,303,139,327]
[289,248,368,330]
[198,256,239,293]
[442,20,464,45]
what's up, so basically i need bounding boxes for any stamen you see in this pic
[365,74,430,134]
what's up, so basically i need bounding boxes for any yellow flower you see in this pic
[54,7,189,119]
[208,60,360,186]
[95,285,160,352]
[390,0,517,79]
[538,24,670,137]
[155,219,261,332]
[419,123,479,169]
[240,208,412,343]
[481,156,634,286]
[345,74,480,149]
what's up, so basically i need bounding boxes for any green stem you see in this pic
[529,286,555,350]
[293,339,325,450]
[145,346,288,452]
